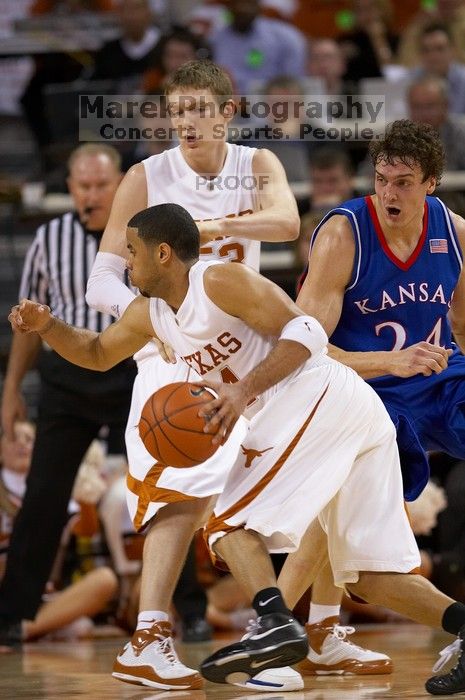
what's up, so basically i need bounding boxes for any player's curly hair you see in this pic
[369,119,445,184]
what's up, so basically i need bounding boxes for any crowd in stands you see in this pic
[2,0,465,645]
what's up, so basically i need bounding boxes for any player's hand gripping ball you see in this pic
[138,382,219,467]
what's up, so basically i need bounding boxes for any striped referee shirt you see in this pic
[20,211,114,332]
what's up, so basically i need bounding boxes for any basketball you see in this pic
[138,382,220,468]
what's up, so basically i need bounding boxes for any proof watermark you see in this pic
[79,94,386,143]
[195,174,271,191]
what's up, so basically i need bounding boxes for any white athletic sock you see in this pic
[137,610,169,630]
[308,603,341,625]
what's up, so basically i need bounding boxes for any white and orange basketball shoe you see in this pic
[112,620,203,690]
[299,616,393,676]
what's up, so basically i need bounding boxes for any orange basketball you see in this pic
[138,382,220,468]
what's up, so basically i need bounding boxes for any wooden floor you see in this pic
[0,624,454,699]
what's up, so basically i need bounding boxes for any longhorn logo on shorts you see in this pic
[241,445,273,468]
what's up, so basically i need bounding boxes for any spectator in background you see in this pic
[308,147,355,215]
[188,0,301,40]
[210,0,307,94]
[398,0,465,67]
[295,152,356,284]
[0,143,136,649]
[411,23,465,116]
[143,26,211,93]
[0,422,118,645]
[407,76,465,171]
[308,38,355,97]
[91,0,160,91]
[407,76,465,215]
[244,76,310,183]
[337,0,399,85]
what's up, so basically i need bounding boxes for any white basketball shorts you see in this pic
[206,359,420,585]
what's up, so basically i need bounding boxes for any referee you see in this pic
[0,144,136,646]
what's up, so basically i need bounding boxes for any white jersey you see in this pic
[149,260,326,419]
[135,143,261,364]
[143,143,261,269]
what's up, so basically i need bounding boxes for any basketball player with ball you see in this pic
[85,58,390,691]
[11,202,465,696]
[83,59,309,692]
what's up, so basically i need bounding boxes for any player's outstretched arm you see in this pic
[9,296,155,371]
[198,149,300,244]
[86,164,147,317]
[298,216,452,379]
[198,263,328,442]
[448,211,465,353]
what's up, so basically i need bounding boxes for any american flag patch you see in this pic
[429,239,448,254]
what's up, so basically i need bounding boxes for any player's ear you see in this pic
[158,242,172,263]
[221,99,236,121]
[426,176,436,194]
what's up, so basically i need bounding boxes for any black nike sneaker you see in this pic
[425,625,465,695]
[200,612,308,685]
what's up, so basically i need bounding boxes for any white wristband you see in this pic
[279,315,328,356]
[86,251,136,318]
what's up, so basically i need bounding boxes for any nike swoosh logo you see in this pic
[250,622,294,640]
[251,656,282,669]
[258,595,279,607]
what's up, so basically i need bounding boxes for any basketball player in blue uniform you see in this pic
[292,119,465,695]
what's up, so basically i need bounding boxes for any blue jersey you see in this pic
[313,195,462,359]
[310,195,465,499]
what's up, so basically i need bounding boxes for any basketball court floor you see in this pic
[0,624,455,699]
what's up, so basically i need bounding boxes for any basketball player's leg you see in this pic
[347,572,455,627]
[278,519,328,606]
[312,564,342,606]
[278,520,394,676]
[112,496,212,690]
[200,527,308,685]
[213,527,283,599]
[346,571,465,695]
[115,354,296,690]
[139,496,214,615]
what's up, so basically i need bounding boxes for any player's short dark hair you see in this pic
[128,203,199,262]
[369,119,445,183]
[164,59,233,104]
